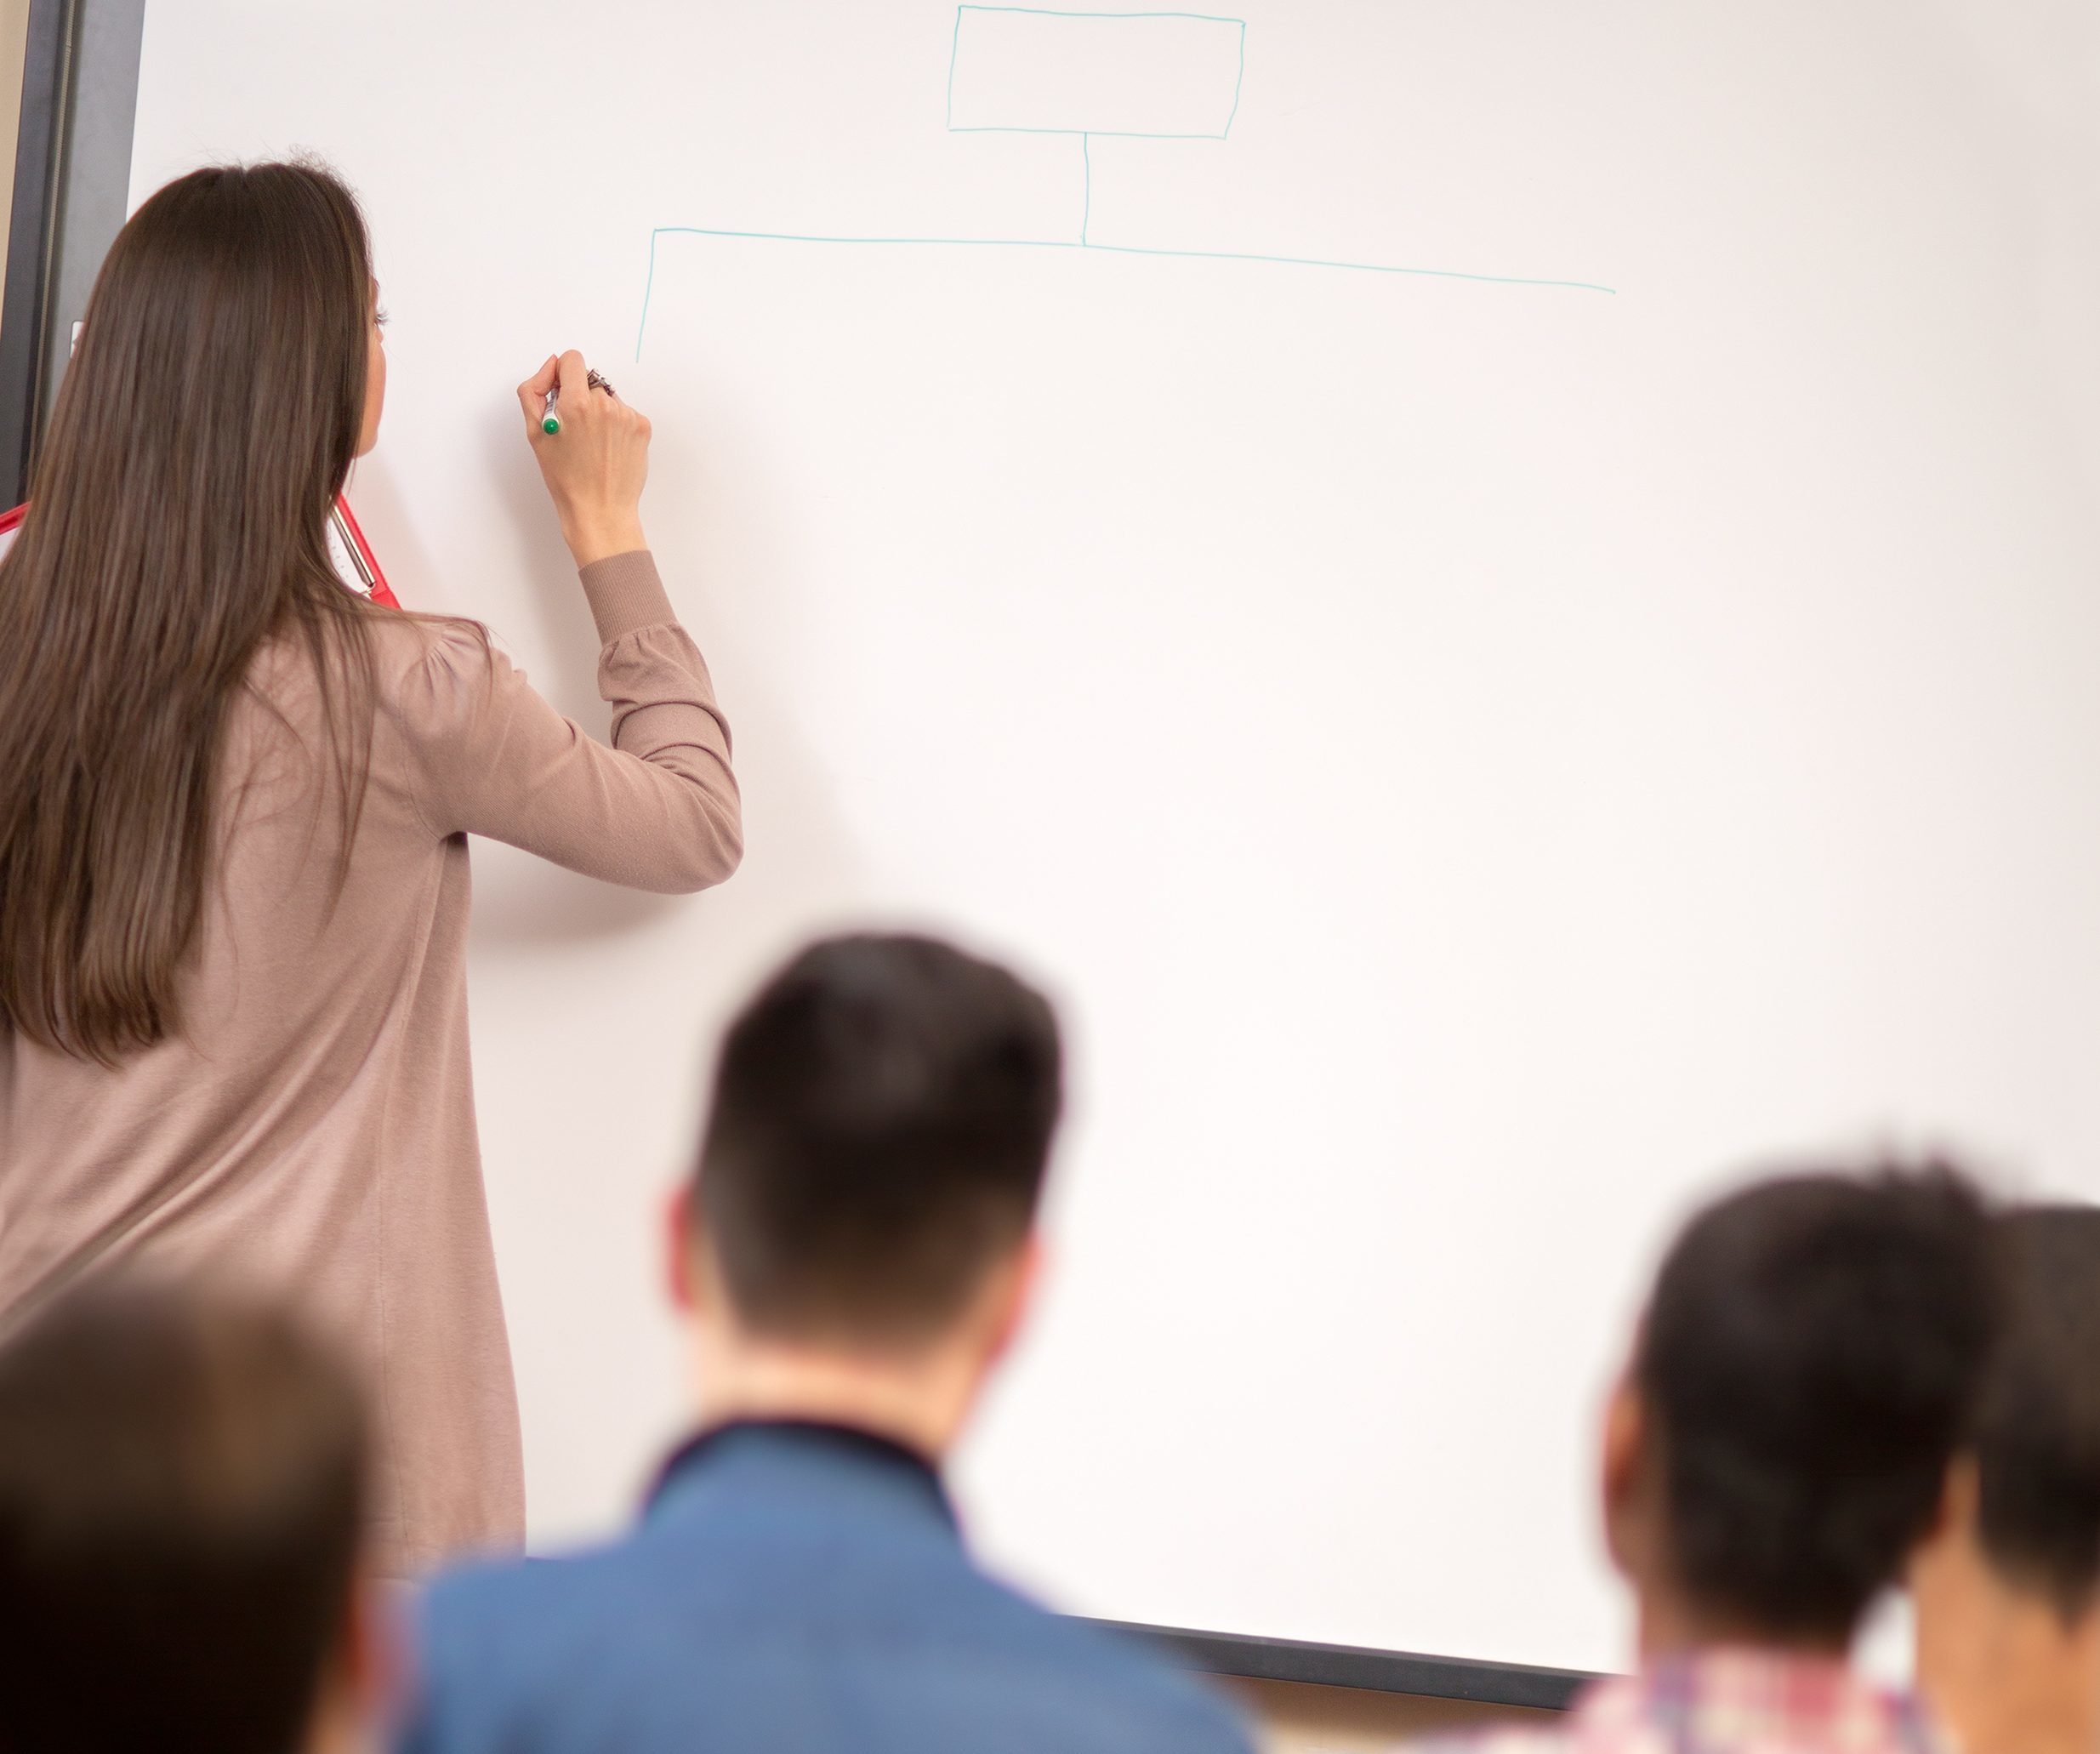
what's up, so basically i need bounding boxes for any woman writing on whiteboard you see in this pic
[0,163,742,1573]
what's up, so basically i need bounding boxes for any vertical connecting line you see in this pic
[635,228,662,362]
[1081,133,1092,246]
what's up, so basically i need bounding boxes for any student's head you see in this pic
[678,933,1062,1452]
[0,161,385,1066]
[1911,1207,2100,1741]
[0,1278,377,1754]
[1602,1164,1998,1656]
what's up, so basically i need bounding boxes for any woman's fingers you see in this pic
[516,355,560,441]
[523,347,652,567]
[555,350,591,409]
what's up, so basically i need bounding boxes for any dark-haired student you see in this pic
[1414,1165,2000,1754]
[399,932,1255,1754]
[1911,1205,2100,1754]
[0,1279,379,1754]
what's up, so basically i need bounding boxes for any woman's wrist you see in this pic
[562,511,648,569]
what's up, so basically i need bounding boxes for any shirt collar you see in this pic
[646,1417,956,1528]
[1574,1648,1953,1753]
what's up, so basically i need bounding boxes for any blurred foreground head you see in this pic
[681,932,1062,1454]
[0,1279,371,1754]
[1912,1206,2100,1754]
[1604,1162,1999,1655]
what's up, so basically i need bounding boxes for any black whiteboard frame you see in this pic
[1099,1623,1593,1710]
[0,0,142,503]
[0,0,72,503]
[0,1,1596,1711]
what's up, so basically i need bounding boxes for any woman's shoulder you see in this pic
[248,608,531,776]
[364,610,508,729]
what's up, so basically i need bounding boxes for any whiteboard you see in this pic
[128,0,2100,1674]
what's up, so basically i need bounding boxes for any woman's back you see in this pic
[0,560,740,1572]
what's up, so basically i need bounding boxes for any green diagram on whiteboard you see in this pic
[635,5,1615,358]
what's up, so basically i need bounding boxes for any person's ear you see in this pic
[665,1182,699,1313]
[982,1233,1045,1368]
[1922,1452,1980,1552]
[1600,1366,1648,1583]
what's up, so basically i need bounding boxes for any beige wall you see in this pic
[0,0,27,272]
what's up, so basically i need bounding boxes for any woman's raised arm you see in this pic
[391,352,741,891]
[401,574,741,893]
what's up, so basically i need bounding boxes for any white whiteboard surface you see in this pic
[129,1,2100,1674]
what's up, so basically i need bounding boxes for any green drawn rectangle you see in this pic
[947,7,1249,140]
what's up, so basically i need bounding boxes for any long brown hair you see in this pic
[0,162,379,1062]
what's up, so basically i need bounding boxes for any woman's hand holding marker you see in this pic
[517,350,652,568]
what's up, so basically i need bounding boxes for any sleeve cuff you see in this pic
[578,550,676,643]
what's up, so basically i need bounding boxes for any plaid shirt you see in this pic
[1410,1650,1955,1754]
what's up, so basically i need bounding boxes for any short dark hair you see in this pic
[1636,1164,1998,1643]
[692,933,1062,1343]
[1971,1205,2100,1620]
[0,1280,367,1754]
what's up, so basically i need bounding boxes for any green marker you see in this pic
[541,387,561,436]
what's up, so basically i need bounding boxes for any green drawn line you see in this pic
[635,225,1617,360]
[949,125,1230,138]
[958,4,1246,23]
[1081,240,1615,292]
[945,6,965,129]
[1223,18,1247,136]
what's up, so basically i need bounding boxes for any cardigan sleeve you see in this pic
[398,551,742,893]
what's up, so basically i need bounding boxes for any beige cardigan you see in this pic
[0,551,740,1575]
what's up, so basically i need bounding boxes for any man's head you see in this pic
[1602,1164,1998,1656]
[0,1279,375,1754]
[1961,1208,2100,1616]
[679,933,1062,1451]
[1911,1207,2100,1748]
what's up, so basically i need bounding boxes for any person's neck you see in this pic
[1635,1585,1851,1671]
[690,1330,977,1464]
[1922,1575,2100,1754]
[300,1668,368,1754]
